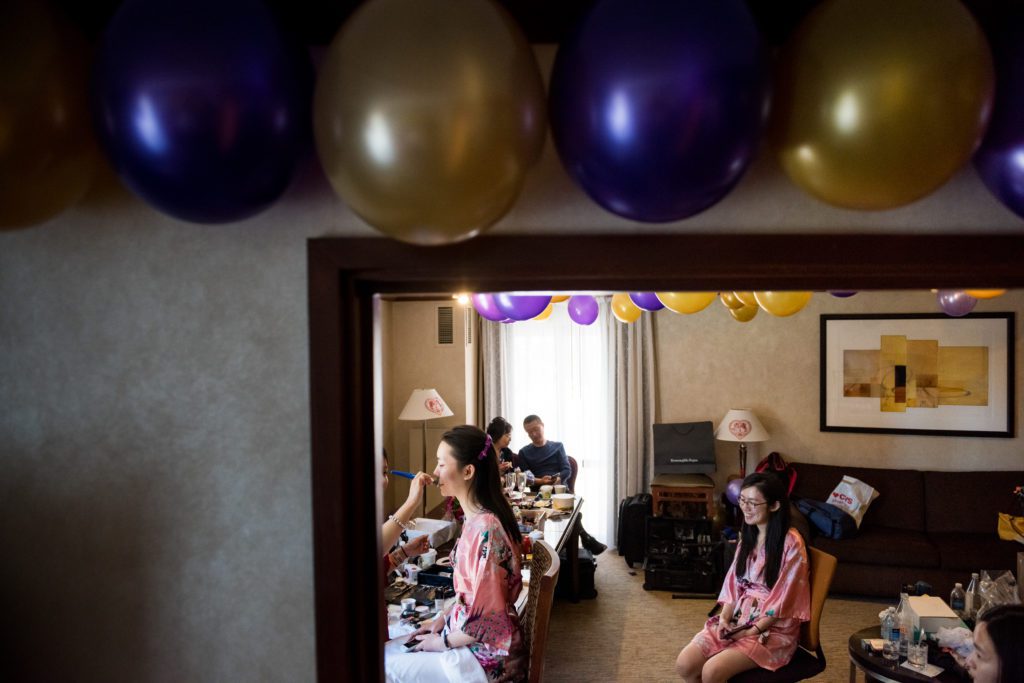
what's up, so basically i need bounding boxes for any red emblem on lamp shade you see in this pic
[728,419,752,439]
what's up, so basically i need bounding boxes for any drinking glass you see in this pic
[907,642,928,670]
[882,639,898,663]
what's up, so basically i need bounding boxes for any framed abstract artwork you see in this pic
[820,313,1015,437]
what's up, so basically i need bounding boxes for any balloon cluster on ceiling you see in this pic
[3,0,1024,235]
[474,288,1008,324]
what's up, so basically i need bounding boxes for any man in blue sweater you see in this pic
[518,414,606,555]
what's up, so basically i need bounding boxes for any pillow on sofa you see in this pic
[829,475,879,528]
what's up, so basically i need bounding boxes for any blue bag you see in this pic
[795,498,858,540]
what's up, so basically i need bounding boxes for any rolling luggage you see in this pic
[617,493,652,567]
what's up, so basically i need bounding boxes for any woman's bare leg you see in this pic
[676,641,708,682]
[699,647,759,683]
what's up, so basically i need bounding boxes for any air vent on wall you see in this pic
[436,306,454,346]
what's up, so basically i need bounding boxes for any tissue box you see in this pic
[405,518,457,548]
[908,595,963,634]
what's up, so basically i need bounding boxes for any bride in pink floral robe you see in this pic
[385,426,526,683]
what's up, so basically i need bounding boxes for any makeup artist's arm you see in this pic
[382,472,433,548]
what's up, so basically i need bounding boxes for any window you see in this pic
[504,299,615,545]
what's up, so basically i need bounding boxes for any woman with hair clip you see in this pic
[968,603,1024,683]
[486,416,515,474]
[676,472,811,682]
[385,425,526,683]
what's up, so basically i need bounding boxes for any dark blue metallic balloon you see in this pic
[974,5,1024,221]
[629,292,664,311]
[92,0,312,223]
[549,0,768,222]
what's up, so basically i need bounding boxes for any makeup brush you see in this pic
[390,470,439,485]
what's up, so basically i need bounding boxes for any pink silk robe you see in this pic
[693,528,811,670]
[448,511,526,681]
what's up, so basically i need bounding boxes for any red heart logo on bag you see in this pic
[728,419,751,439]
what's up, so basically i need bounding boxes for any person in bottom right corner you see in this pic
[675,472,810,682]
[967,604,1024,683]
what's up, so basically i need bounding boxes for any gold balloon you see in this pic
[719,292,746,310]
[611,293,642,324]
[754,291,813,317]
[772,0,993,209]
[965,289,1006,299]
[313,0,546,245]
[550,295,570,303]
[0,1,100,229]
[656,292,716,315]
[734,291,758,307]
[532,304,553,320]
[729,303,759,323]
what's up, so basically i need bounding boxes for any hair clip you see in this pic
[478,434,493,460]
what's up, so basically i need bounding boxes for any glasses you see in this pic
[737,496,769,509]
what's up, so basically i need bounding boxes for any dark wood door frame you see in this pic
[307,232,1023,682]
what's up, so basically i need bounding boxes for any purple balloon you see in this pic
[549,0,768,221]
[937,290,978,317]
[974,5,1024,219]
[472,294,506,322]
[567,295,599,325]
[629,292,665,311]
[92,0,312,223]
[494,294,552,321]
[725,478,744,506]
[828,291,858,298]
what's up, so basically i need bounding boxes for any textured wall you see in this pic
[654,290,1023,496]
[0,44,1021,681]
[386,301,467,515]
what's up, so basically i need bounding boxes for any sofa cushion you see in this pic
[791,463,925,532]
[928,532,1023,573]
[811,527,940,568]
[924,471,1023,534]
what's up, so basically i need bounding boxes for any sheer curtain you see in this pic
[503,300,615,546]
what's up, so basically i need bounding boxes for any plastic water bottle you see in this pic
[880,607,899,662]
[950,582,966,618]
[896,592,911,658]
[965,572,980,620]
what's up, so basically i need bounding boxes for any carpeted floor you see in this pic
[544,551,887,682]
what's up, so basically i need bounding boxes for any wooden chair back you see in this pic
[801,547,837,652]
[567,456,579,493]
[521,539,560,683]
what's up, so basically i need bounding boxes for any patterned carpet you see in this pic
[544,551,887,682]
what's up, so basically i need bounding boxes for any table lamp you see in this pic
[715,409,769,478]
[398,388,453,516]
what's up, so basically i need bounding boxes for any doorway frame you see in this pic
[307,232,1023,681]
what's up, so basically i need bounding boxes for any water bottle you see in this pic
[965,572,979,619]
[880,607,899,662]
[950,582,966,618]
[896,592,911,658]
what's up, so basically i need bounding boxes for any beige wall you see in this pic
[655,290,1023,496]
[0,43,1021,681]
[385,301,468,515]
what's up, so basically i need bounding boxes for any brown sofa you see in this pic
[789,462,1023,599]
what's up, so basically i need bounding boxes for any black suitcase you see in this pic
[556,547,598,600]
[616,493,652,568]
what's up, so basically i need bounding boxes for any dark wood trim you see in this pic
[308,232,1022,682]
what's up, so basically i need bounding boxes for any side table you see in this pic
[651,473,715,519]
[847,626,968,683]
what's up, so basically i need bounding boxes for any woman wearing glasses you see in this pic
[676,472,811,682]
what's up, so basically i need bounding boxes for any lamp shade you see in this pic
[715,409,769,443]
[398,389,454,421]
